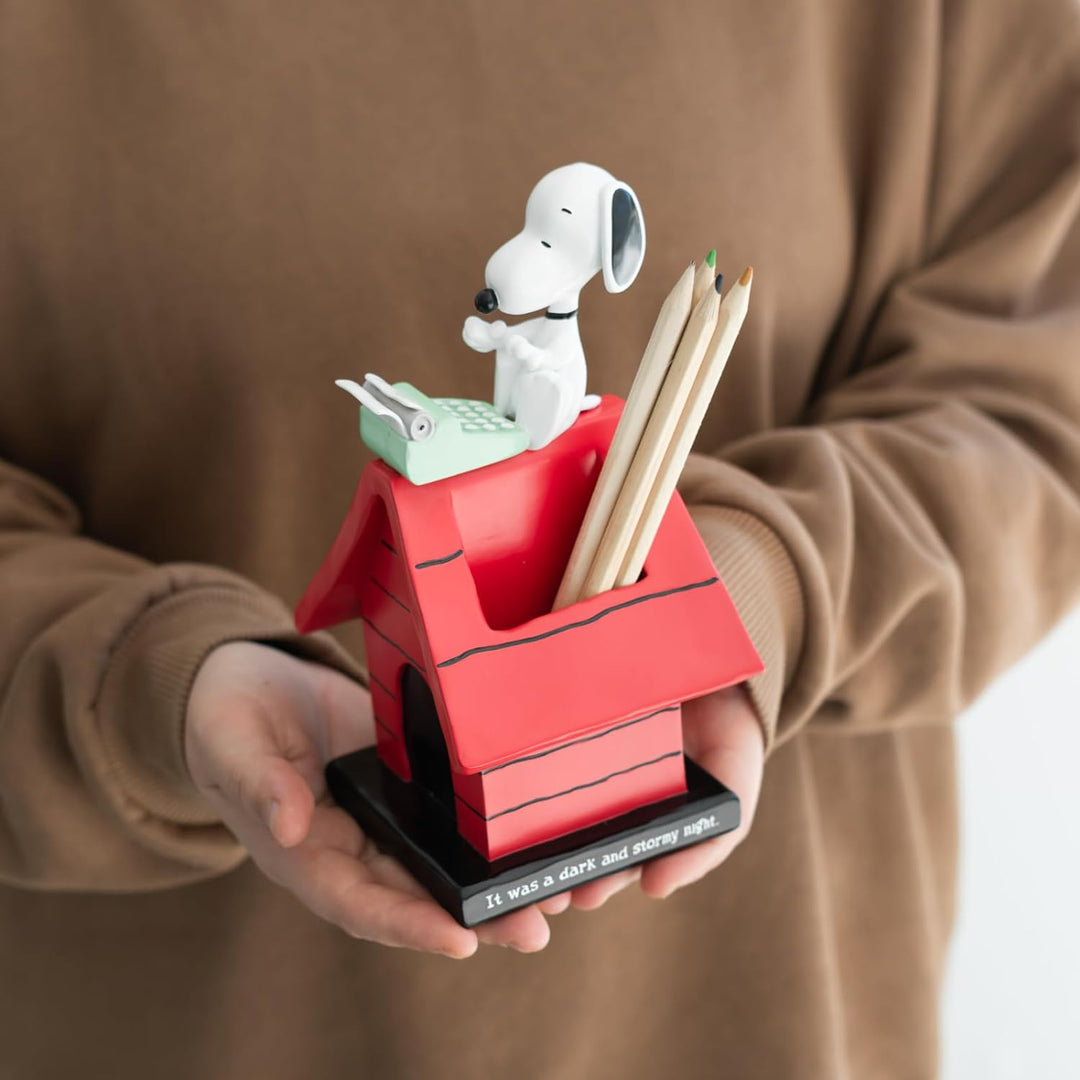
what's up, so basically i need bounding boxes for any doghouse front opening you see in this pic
[401,665,455,813]
[451,442,603,630]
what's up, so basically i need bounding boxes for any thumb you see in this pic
[189,703,317,849]
[249,755,318,848]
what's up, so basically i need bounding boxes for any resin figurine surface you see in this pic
[463,162,645,450]
[295,166,761,926]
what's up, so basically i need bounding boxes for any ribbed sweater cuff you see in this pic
[93,572,364,849]
[687,505,804,753]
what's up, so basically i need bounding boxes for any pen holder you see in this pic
[295,396,762,925]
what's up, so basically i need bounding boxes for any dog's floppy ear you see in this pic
[600,180,645,293]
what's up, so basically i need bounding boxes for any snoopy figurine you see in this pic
[462,162,646,450]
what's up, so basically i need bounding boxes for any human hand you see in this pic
[536,685,765,915]
[184,642,551,956]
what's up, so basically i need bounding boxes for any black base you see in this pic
[326,749,740,926]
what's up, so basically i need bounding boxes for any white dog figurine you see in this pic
[462,162,646,449]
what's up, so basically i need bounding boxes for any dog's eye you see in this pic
[540,240,552,249]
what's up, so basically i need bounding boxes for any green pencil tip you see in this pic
[706,249,717,268]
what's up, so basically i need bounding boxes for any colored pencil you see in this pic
[579,270,723,600]
[552,261,696,609]
[691,248,717,308]
[615,266,754,586]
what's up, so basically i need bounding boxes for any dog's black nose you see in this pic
[474,288,498,314]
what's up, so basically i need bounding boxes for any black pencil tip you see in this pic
[714,272,724,294]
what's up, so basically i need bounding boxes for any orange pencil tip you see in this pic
[739,266,754,286]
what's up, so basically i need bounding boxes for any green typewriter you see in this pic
[336,374,529,485]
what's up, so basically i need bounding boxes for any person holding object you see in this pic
[1,2,1079,1078]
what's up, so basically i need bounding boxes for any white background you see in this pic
[941,608,1080,1078]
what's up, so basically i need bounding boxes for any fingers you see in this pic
[639,688,765,899]
[309,849,480,958]
[353,831,550,951]
[260,757,318,847]
[488,867,636,922]
[199,709,318,849]
[237,801,552,956]
[358,842,551,951]
[184,646,504,958]
[310,664,377,761]
[361,851,550,952]
[570,868,640,911]
[474,906,551,952]
[293,814,550,954]
[238,805,479,957]
[638,835,736,899]
[536,892,572,916]
[185,645,338,845]
[688,697,765,840]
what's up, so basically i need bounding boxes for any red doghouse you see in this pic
[297,396,761,872]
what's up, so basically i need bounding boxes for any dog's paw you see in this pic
[508,335,543,367]
[462,316,502,352]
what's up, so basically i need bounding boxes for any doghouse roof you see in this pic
[296,399,763,773]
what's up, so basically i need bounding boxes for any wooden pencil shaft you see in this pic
[552,262,695,610]
[580,280,721,600]
[691,255,715,308]
[616,272,753,586]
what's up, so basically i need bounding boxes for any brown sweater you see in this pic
[2,2,1078,1077]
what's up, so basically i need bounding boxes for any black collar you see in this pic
[544,309,578,320]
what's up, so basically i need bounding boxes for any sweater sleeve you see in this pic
[679,1,1080,752]
[0,459,363,891]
